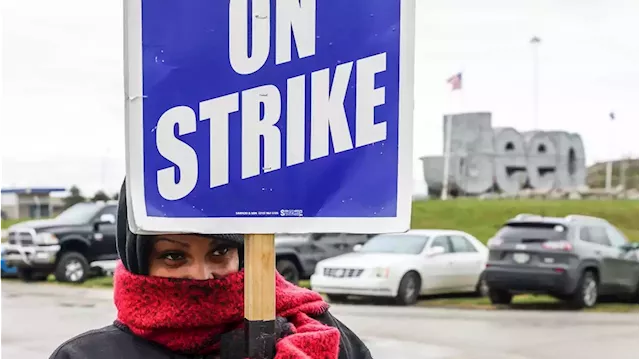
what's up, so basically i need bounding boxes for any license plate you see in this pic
[513,252,530,264]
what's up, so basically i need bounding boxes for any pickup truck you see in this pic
[2,201,119,283]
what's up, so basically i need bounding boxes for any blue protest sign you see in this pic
[124,0,415,234]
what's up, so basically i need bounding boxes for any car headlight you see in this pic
[372,267,390,278]
[35,232,58,245]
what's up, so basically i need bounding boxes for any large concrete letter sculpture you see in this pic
[493,127,527,194]
[421,112,587,196]
[547,131,587,189]
[524,131,557,192]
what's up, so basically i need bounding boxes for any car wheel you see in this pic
[17,268,48,282]
[475,273,490,297]
[569,270,598,309]
[276,259,300,284]
[488,288,513,305]
[395,272,421,306]
[55,252,90,284]
[326,294,349,303]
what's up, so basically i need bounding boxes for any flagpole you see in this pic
[441,113,453,200]
[441,73,461,200]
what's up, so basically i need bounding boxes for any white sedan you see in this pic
[310,229,489,305]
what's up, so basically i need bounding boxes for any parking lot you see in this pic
[2,280,638,359]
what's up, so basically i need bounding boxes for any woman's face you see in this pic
[148,234,240,280]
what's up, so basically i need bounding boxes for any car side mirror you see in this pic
[96,213,116,226]
[621,243,639,252]
[426,246,445,257]
[353,244,363,252]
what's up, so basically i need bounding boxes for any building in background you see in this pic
[1,188,66,220]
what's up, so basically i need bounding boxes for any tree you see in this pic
[92,190,111,202]
[64,186,85,209]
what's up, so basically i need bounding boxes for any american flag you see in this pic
[447,72,462,90]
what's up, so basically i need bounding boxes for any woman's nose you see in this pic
[188,261,233,280]
[184,262,212,280]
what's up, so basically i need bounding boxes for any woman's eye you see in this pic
[212,247,229,256]
[161,252,184,261]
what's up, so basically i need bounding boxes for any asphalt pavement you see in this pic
[2,280,638,359]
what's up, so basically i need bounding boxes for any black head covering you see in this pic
[116,180,245,275]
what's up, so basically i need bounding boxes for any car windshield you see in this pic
[54,202,103,225]
[496,222,568,242]
[360,234,429,254]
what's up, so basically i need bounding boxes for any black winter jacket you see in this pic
[49,311,372,359]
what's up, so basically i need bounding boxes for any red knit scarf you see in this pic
[113,262,340,358]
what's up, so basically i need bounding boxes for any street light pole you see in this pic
[605,112,616,192]
[530,36,541,130]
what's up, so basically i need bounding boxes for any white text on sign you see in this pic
[156,0,389,201]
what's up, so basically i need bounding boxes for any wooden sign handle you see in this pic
[244,233,276,359]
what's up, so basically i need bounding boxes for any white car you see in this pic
[310,229,489,305]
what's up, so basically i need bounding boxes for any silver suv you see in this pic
[484,214,639,309]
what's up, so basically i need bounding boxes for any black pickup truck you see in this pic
[2,201,119,283]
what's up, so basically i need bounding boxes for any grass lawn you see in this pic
[1,218,37,230]
[411,199,639,243]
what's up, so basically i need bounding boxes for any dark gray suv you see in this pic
[484,214,639,309]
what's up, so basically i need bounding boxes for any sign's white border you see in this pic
[123,0,415,234]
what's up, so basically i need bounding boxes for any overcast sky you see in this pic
[2,0,638,196]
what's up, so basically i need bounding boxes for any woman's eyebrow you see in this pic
[210,240,232,250]
[209,240,222,248]
[155,237,190,247]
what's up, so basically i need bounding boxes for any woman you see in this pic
[50,182,372,359]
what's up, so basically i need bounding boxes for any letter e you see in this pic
[356,53,387,147]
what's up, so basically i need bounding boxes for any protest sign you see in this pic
[124,0,415,235]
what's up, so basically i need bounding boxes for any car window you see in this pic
[450,235,477,253]
[579,227,591,242]
[55,202,104,225]
[430,236,452,253]
[359,235,429,254]
[496,222,568,242]
[586,226,611,246]
[605,226,629,247]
